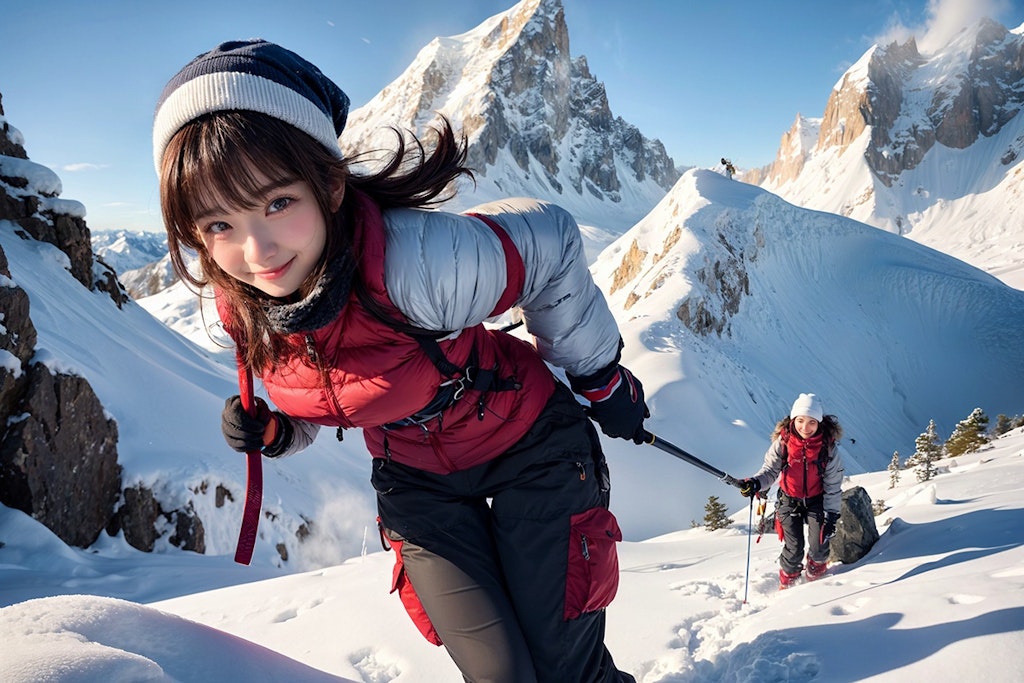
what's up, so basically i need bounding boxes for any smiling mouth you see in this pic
[253,258,293,281]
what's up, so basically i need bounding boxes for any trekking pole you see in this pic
[641,431,741,487]
[233,360,263,565]
[743,494,755,604]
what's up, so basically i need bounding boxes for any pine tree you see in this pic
[945,408,991,458]
[702,495,731,531]
[888,451,901,489]
[913,420,943,482]
[994,414,1013,436]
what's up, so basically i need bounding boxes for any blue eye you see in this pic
[204,221,230,235]
[268,196,293,213]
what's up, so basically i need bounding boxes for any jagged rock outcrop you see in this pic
[107,484,205,553]
[0,92,126,546]
[0,91,211,553]
[674,214,755,338]
[0,101,129,307]
[0,365,121,547]
[342,0,677,227]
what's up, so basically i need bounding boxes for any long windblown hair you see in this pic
[159,111,473,370]
[771,414,843,445]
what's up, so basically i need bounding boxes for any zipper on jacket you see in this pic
[802,444,809,501]
[581,534,590,561]
[305,334,345,418]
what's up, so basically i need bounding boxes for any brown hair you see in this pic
[771,414,843,444]
[159,111,473,371]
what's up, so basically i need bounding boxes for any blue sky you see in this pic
[1,0,1019,233]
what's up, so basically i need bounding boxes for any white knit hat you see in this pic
[153,39,350,176]
[790,393,823,421]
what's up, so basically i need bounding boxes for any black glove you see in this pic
[221,395,291,455]
[821,511,840,543]
[738,478,761,498]
[569,363,650,444]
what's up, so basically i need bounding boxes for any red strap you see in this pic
[580,370,622,403]
[467,213,525,318]
[233,360,263,565]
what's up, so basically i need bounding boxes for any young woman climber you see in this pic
[739,393,845,589]
[153,39,644,682]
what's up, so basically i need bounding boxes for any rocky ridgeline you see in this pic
[0,92,202,553]
[751,18,1024,188]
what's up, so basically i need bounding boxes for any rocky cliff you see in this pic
[750,18,1024,283]
[342,0,678,230]
[757,19,1024,189]
[0,93,203,553]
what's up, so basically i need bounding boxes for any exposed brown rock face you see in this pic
[0,365,121,547]
[756,19,1024,189]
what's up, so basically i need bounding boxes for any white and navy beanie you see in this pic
[790,393,823,422]
[153,39,350,175]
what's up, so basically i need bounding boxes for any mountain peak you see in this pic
[342,0,678,231]
[752,16,1024,284]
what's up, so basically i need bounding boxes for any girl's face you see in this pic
[793,415,820,439]
[196,168,342,298]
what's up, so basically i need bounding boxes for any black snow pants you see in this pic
[776,491,830,573]
[373,382,635,683]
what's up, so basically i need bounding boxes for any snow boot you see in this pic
[779,568,801,590]
[806,557,828,581]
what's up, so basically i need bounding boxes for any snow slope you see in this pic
[588,168,1024,536]
[3,427,1022,682]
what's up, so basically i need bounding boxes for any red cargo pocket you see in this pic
[387,535,443,646]
[564,506,623,620]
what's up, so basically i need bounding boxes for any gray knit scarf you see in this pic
[264,249,358,334]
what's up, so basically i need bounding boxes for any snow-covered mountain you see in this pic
[92,230,177,299]
[341,0,679,234]
[92,229,168,275]
[5,0,1024,565]
[596,169,1024,488]
[748,18,1024,288]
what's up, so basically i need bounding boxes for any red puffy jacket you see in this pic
[220,194,557,474]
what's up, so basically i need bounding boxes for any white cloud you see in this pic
[62,162,108,172]
[875,0,1012,54]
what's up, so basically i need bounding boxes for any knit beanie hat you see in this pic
[152,39,350,175]
[790,393,823,422]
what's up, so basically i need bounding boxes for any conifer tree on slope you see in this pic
[888,451,901,489]
[994,414,1014,436]
[945,408,991,458]
[913,420,943,483]
[703,495,731,531]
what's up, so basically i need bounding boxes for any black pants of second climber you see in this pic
[777,492,830,574]
[372,383,634,683]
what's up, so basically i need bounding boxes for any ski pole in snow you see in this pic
[641,431,741,487]
[743,494,755,604]
[233,361,263,565]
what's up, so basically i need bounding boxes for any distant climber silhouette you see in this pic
[721,158,736,180]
